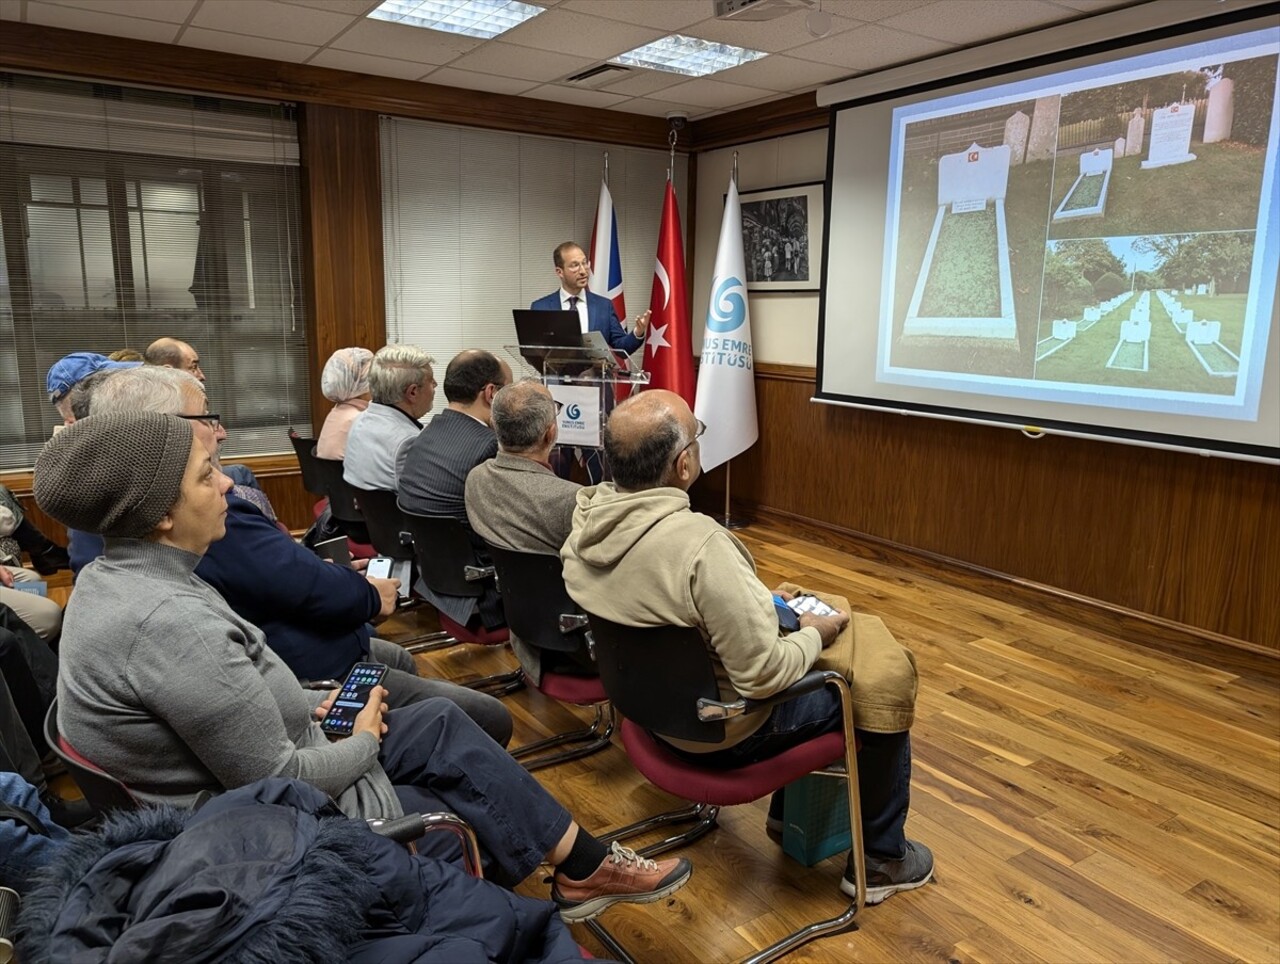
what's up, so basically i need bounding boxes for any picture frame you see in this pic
[735,182,824,292]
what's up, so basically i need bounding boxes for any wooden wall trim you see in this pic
[689,92,828,152]
[0,21,674,150]
[755,361,817,383]
[1,452,297,499]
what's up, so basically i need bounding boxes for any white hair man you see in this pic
[342,344,436,492]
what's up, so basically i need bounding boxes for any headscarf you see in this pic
[320,348,374,404]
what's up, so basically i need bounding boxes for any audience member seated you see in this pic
[45,351,139,425]
[0,770,72,893]
[144,336,205,383]
[34,410,690,918]
[107,348,144,362]
[343,344,436,491]
[561,390,932,906]
[465,379,592,683]
[316,347,374,460]
[86,366,512,746]
[399,350,511,630]
[0,488,66,643]
[67,367,278,574]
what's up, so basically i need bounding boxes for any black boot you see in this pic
[13,519,70,575]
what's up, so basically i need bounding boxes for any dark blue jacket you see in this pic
[196,494,379,680]
[16,778,585,964]
[531,288,642,353]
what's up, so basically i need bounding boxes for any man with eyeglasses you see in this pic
[531,242,651,351]
[561,389,932,908]
[144,337,205,384]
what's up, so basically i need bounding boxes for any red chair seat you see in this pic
[535,672,607,705]
[619,720,845,807]
[347,538,376,560]
[312,498,328,520]
[438,613,509,646]
[57,734,104,773]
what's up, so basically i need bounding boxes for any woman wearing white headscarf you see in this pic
[316,347,374,460]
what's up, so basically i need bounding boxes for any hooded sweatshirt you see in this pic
[561,483,822,751]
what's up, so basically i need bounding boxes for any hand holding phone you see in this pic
[786,595,838,618]
[319,662,389,738]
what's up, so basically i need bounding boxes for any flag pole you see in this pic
[722,151,747,530]
[603,150,609,185]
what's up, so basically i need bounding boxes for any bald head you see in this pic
[492,378,557,454]
[145,337,204,383]
[443,349,510,404]
[604,389,699,492]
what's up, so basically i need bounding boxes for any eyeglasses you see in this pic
[177,413,221,431]
[561,260,589,271]
[673,418,706,464]
[553,399,564,414]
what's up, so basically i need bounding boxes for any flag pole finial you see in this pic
[732,150,739,187]
[667,128,678,182]
[602,151,609,186]
[665,111,686,183]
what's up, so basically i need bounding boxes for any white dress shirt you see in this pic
[560,288,590,333]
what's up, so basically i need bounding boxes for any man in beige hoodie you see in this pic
[561,390,931,906]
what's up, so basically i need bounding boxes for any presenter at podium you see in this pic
[531,242,650,351]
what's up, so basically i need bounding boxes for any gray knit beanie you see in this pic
[34,411,194,538]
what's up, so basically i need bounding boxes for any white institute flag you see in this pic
[695,178,758,471]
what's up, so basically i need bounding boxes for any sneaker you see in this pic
[552,841,692,923]
[840,840,933,904]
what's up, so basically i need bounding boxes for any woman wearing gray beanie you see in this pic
[34,411,690,917]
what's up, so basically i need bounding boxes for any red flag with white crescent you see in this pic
[643,181,695,406]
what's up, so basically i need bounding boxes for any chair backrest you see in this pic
[42,700,138,816]
[487,545,586,654]
[353,488,414,561]
[400,512,484,598]
[287,428,326,497]
[585,615,724,743]
[308,455,370,543]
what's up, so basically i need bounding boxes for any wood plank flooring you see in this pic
[391,520,1280,963]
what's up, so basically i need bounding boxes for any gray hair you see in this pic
[603,405,686,491]
[492,378,555,452]
[68,370,117,421]
[90,365,205,416]
[369,344,434,406]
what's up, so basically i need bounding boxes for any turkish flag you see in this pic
[643,180,695,407]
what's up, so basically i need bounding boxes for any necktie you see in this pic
[568,295,579,311]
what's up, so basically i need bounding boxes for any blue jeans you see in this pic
[664,686,912,860]
[377,698,572,887]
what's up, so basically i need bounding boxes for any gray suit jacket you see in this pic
[465,453,580,681]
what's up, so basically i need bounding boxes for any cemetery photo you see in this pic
[1048,55,1278,241]
[1033,232,1256,395]
[886,101,1060,379]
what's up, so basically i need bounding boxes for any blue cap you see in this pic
[46,352,142,403]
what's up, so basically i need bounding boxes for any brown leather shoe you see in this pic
[551,841,692,922]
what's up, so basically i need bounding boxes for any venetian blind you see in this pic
[0,73,309,470]
[380,115,688,419]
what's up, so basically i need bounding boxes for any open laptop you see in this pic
[511,309,615,374]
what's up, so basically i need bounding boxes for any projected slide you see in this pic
[877,28,1279,421]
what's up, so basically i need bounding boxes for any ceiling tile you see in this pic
[594,67,686,97]
[42,0,197,23]
[712,53,855,92]
[879,0,1075,45]
[523,83,629,109]
[277,0,381,13]
[420,66,540,96]
[558,0,709,32]
[308,46,428,79]
[789,22,952,70]
[330,17,482,63]
[821,0,933,22]
[498,8,664,60]
[179,25,318,62]
[688,10,863,53]
[24,2,181,41]
[448,40,596,83]
[617,96,722,120]
[190,0,354,45]
[655,76,776,109]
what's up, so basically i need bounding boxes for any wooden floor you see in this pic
[388,519,1280,963]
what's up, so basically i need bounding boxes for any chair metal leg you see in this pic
[741,905,859,964]
[599,802,720,859]
[465,667,526,695]
[512,703,615,771]
[402,631,458,654]
[585,919,637,964]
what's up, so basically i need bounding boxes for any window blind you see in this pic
[381,116,688,419]
[0,74,309,470]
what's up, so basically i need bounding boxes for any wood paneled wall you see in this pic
[696,365,1280,649]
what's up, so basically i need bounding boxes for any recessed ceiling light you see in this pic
[612,34,768,78]
[368,0,546,41]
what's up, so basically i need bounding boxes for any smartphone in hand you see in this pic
[318,661,388,737]
[787,595,839,618]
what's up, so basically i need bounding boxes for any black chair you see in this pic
[288,428,327,498]
[400,511,523,694]
[487,545,614,771]
[582,616,864,964]
[43,700,138,816]
[308,454,372,546]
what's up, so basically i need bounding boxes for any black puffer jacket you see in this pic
[17,778,585,964]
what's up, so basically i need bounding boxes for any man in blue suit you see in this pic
[531,242,650,350]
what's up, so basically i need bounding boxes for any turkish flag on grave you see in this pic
[643,180,695,406]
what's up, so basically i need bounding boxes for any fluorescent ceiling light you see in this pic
[368,0,545,41]
[612,34,767,78]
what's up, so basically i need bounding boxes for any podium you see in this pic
[507,330,648,450]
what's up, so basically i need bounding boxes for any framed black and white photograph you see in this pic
[738,182,824,292]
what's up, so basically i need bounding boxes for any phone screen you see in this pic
[787,595,838,618]
[319,662,388,737]
[366,556,392,580]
